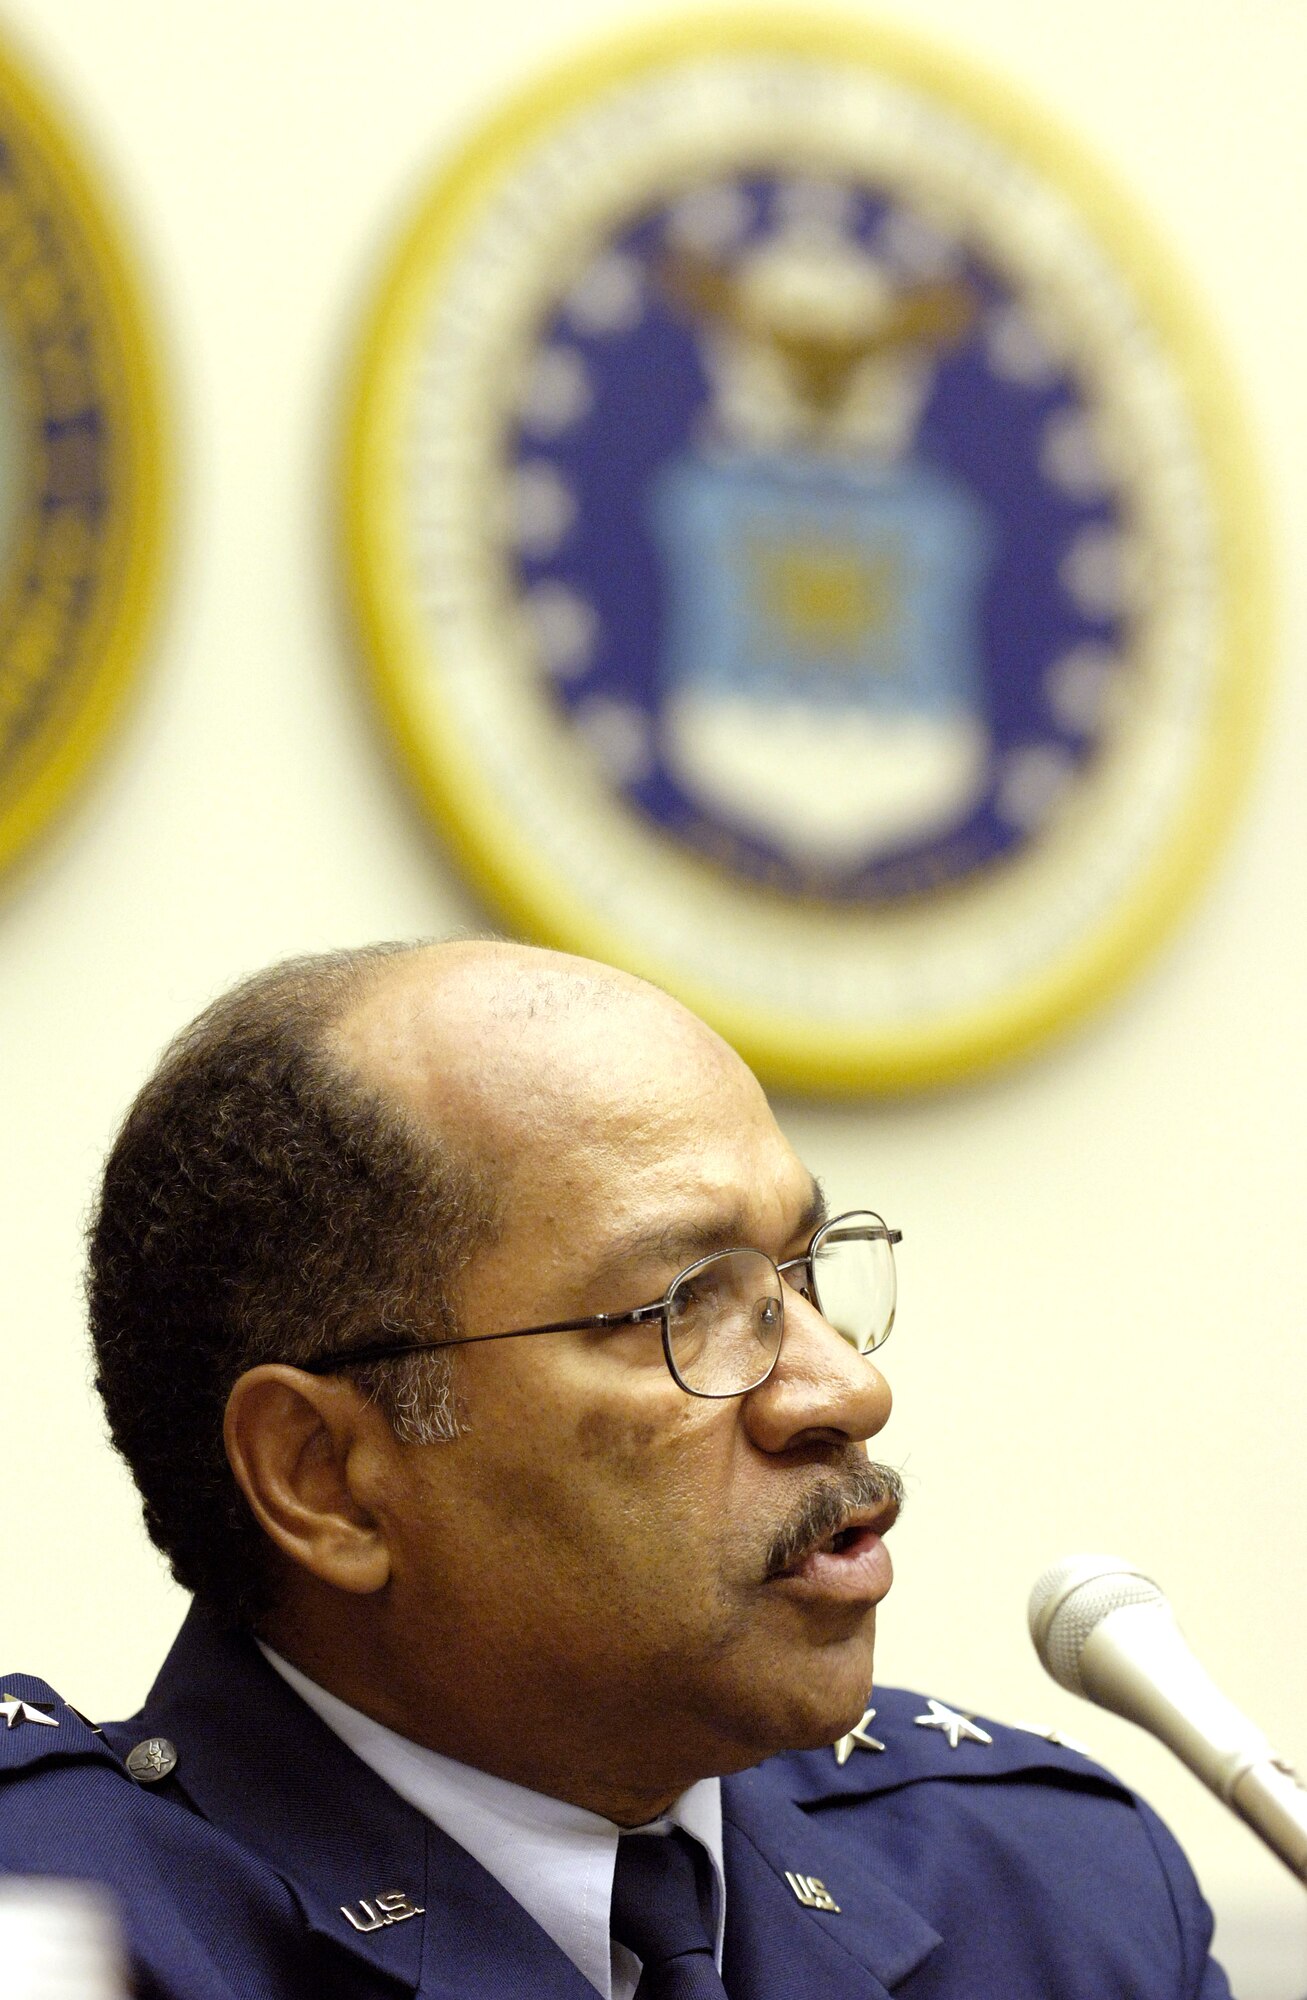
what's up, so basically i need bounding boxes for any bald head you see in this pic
[329,941,761,1200]
[88,936,812,1630]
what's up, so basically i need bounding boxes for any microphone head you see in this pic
[1029,1553,1165,1695]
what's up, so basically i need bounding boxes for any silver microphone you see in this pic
[1029,1553,1307,1886]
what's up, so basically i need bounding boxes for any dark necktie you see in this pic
[610,1828,728,2000]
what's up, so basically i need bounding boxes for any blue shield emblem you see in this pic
[651,448,993,866]
[501,174,1139,907]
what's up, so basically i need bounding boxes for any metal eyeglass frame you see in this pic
[292,1210,901,1400]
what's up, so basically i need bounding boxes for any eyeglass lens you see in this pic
[663,1213,895,1397]
[810,1212,897,1358]
[665,1250,782,1396]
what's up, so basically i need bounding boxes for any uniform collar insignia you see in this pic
[781,1685,1131,1812]
[341,1888,426,1934]
[722,1761,941,1995]
[0,1692,58,1729]
[832,1707,885,1765]
[784,1870,840,1911]
[100,1605,601,1999]
[1011,1720,1093,1756]
[912,1697,994,1749]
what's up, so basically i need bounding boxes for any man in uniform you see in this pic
[0,940,1229,1997]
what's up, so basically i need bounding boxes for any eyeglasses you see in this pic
[294,1209,899,1400]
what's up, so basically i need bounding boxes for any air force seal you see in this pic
[345,18,1265,1092]
[0,35,163,890]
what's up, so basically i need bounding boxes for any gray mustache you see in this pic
[764,1461,905,1578]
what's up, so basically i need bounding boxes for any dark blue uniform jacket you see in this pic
[0,1604,1231,1998]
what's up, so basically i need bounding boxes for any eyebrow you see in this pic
[585,1174,829,1294]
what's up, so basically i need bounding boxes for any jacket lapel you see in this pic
[105,1607,948,1998]
[103,1605,599,2000]
[721,1762,941,2000]
[412,1826,603,2000]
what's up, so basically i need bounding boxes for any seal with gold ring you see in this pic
[344,17,1267,1094]
[0,34,164,889]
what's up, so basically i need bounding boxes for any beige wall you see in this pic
[0,0,1303,1988]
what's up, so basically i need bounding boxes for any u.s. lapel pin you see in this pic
[340,1888,426,1935]
[913,1697,993,1749]
[785,1871,840,1913]
[0,1692,58,1730]
[833,1705,885,1766]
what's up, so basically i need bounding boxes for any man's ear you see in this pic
[223,1366,393,1596]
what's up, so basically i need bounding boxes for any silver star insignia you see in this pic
[1012,1720,1093,1758]
[833,1707,885,1766]
[0,1692,58,1730]
[913,1698,993,1749]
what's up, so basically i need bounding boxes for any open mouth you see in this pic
[771,1517,895,1603]
[763,1467,904,1599]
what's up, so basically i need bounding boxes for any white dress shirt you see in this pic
[258,1645,726,2000]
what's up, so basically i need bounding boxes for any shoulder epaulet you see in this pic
[779,1682,1129,1805]
[0,1674,125,1780]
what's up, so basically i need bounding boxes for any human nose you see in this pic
[741,1282,892,1454]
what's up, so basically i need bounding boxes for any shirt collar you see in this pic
[259,1644,725,2000]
